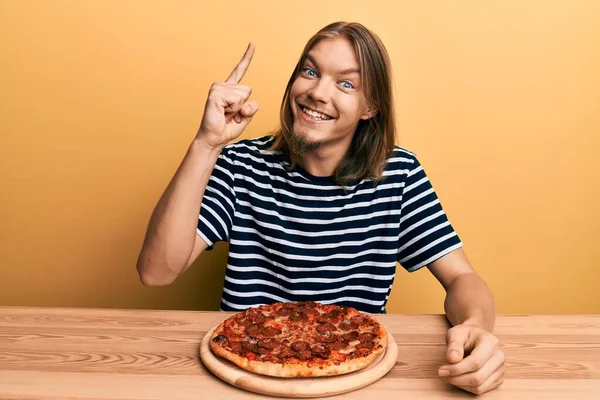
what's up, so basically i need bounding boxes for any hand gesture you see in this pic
[438,324,506,395]
[197,43,259,149]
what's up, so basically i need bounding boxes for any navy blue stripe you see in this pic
[220,293,386,314]
[223,284,388,302]
[225,267,394,282]
[225,267,395,285]
[232,223,398,245]
[229,246,396,268]
[235,205,399,233]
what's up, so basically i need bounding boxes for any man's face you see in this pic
[289,37,373,154]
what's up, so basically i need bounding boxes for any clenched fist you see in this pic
[439,324,506,395]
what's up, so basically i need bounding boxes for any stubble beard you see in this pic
[287,127,323,157]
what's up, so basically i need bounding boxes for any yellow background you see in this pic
[1,1,599,314]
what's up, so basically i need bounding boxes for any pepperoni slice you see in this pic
[257,346,270,354]
[342,331,359,342]
[329,340,347,350]
[253,313,267,324]
[229,341,243,353]
[289,311,308,322]
[245,323,264,336]
[303,307,320,315]
[291,341,311,352]
[351,315,368,326]
[258,338,280,349]
[241,337,259,352]
[261,326,282,337]
[276,307,295,316]
[298,301,317,308]
[316,311,339,323]
[311,344,331,358]
[339,319,359,331]
[358,332,376,343]
[316,331,337,343]
[277,347,296,359]
[316,322,336,333]
[245,308,261,319]
[212,334,228,344]
[295,350,313,360]
[235,317,252,327]
[356,341,375,349]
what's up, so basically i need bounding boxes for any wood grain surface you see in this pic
[0,307,599,399]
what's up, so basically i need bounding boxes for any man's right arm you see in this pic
[136,139,220,286]
[136,42,258,286]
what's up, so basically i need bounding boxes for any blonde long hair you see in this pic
[270,22,396,185]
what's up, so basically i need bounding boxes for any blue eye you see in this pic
[303,67,317,77]
[341,81,354,89]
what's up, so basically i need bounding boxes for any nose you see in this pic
[306,78,331,104]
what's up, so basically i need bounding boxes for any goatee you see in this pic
[287,130,323,156]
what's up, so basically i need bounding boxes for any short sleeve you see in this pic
[197,146,237,250]
[397,156,463,271]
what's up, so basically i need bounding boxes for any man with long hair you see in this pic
[136,22,505,394]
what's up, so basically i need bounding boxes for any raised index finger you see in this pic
[225,42,255,84]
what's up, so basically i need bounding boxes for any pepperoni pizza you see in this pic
[209,301,388,377]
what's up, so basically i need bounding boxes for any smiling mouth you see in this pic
[298,104,335,121]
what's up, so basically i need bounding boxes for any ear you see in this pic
[360,106,378,120]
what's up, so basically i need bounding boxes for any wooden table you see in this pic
[0,307,599,399]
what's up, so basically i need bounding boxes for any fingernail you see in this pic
[439,369,449,377]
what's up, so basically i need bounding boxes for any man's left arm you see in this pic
[427,248,506,395]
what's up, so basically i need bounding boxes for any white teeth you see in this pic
[302,107,331,121]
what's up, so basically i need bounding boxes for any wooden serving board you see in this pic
[199,325,398,398]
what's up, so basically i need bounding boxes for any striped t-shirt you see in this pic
[197,135,462,313]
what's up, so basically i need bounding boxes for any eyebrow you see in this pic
[305,54,361,76]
